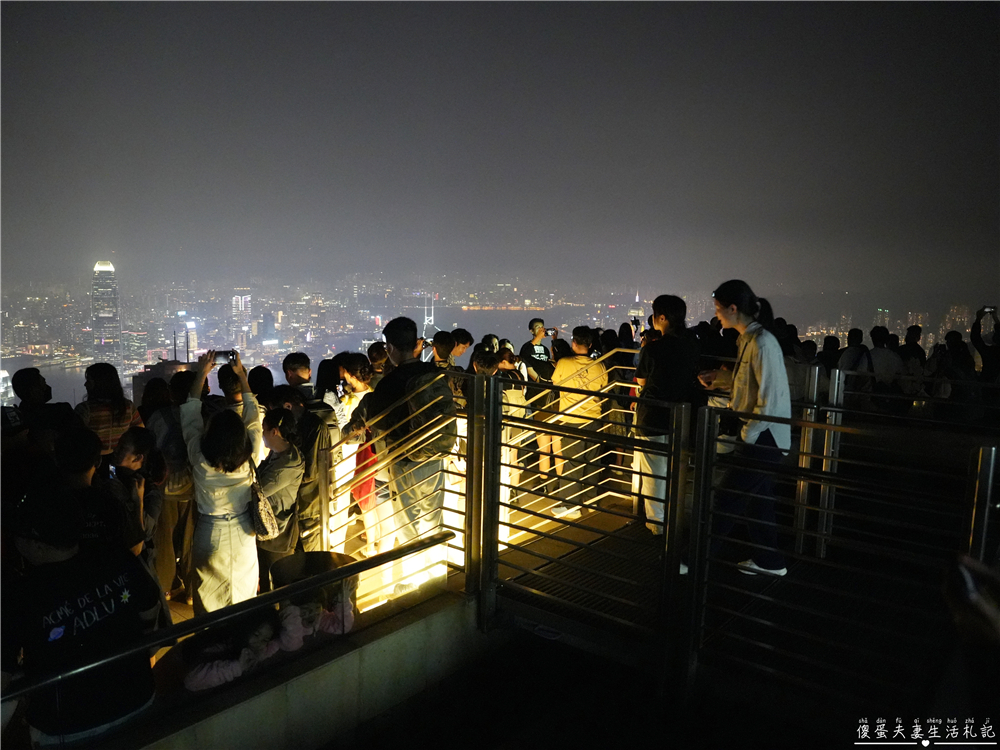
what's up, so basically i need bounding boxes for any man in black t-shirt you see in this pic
[2,485,160,743]
[633,295,698,535]
[519,319,559,483]
[518,318,557,388]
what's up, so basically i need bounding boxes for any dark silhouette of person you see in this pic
[817,336,841,376]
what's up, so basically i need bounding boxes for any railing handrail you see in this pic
[833,365,1000,391]
[519,347,636,409]
[329,368,459,452]
[1,531,455,704]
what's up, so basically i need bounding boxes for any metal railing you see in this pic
[830,363,1000,429]
[1,532,454,742]
[469,355,692,639]
[685,399,998,713]
[319,370,473,610]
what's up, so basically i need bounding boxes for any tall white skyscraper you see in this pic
[91,261,122,364]
[231,290,251,347]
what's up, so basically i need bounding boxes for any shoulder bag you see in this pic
[249,460,280,540]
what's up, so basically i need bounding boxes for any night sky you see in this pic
[2,3,998,306]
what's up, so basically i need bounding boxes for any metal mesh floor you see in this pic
[499,520,665,634]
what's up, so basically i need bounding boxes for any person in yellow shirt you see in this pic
[549,327,608,518]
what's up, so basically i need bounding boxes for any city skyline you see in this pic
[3,258,988,363]
[2,4,997,303]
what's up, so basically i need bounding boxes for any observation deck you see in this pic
[2,355,997,748]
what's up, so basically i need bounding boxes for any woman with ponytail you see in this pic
[697,280,791,575]
[256,408,305,592]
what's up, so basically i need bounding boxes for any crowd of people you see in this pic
[2,282,997,742]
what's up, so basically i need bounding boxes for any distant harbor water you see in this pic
[0,305,639,407]
[0,354,91,407]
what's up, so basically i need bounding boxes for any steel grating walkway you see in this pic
[498,519,666,635]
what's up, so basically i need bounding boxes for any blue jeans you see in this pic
[390,457,446,543]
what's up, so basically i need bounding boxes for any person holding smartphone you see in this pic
[695,280,791,576]
[519,319,559,488]
[180,350,263,614]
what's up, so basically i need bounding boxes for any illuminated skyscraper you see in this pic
[91,261,122,364]
[122,330,149,364]
[231,293,251,327]
[231,288,251,347]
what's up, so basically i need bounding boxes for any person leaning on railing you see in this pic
[344,317,451,556]
[693,280,791,577]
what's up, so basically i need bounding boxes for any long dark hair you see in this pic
[201,410,252,473]
[617,322,635,347]
[85,362,130,420]
[712,279,775,331]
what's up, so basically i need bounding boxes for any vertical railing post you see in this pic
[817,368,845,559]
[663,402,690,597]
[465,375,485,604]
[966,445,997,562]
[794,365,822,555]
[661,403,690,697]
[682,405,719,698]
[320,444,333,552]
[478,374,503,630]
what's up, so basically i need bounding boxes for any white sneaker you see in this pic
[679,562,689,576]
[738,559,787,577]
[552,503,581,519]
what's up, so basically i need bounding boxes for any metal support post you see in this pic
[817,369,845,559]
[794,365,821,556]
[663,403,690,601]
[319,447,332,552]
[478,375,503,630]
[465,375,485,602]
[965,445,997,563]
[681,405,719,698]
[661,403,690,700]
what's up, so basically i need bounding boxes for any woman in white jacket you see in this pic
[181,351,263,614]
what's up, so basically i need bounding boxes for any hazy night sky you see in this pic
[2,3,998,308]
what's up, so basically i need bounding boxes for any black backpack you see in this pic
[405,369,457,462]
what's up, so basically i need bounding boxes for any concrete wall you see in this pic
[123,593,507,750]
